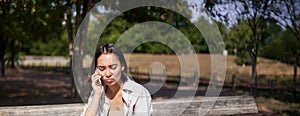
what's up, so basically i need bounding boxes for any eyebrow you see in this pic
[98,64,118,67]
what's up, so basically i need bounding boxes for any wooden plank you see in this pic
[0,96,258,116]
[152,96,258,116]
[0,104,82,116]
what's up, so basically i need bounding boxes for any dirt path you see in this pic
[0,68,81,106]
[0,68,236,106]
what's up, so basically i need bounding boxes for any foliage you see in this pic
[0,0,68,75]
[1,0,299,69]
[0,0,67,56]
[269,0,300,67]
[95,5,210,54]
[260,29,300,65]
[226,21,252,65]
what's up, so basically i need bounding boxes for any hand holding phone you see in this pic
[91,69,104,95]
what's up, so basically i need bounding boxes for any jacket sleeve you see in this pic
[80,91,103,116]
[133,90,153,116]
[80,91,94,116]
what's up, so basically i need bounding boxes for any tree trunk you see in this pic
[75,0,81,32]
[71,0,93,98]
[66,0,73,59]
[250,58,257,96]
[82,0,92,20]
[0,35,7,77]
[250,39,258,97]
[293,60,298,97]
[8,36,16,69]
[66,0,76,97]
[1,0,11,76]
[10,52,15,68]
[0,54,4,77]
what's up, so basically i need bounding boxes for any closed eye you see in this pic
[97,66,106,71]
[109,64,118,70]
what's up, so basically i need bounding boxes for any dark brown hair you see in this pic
[94,43,128,76]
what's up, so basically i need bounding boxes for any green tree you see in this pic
[206,0,275,96]
[259,22,283,60]
[94,4,196,54]
[271,0,300,95]
[69,0,194,99]
[226,21,252,65]
[0,0,66,76]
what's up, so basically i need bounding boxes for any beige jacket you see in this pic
[81,77,152,116]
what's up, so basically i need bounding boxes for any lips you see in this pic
[105,79,114,83]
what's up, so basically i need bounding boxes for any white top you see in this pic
[81,77,152,116]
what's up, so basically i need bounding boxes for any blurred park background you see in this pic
[0,0,300,115]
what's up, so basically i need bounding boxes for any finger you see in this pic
[95,80,100,86]
[93,75,101,84]
[94,74,101,80]
[92,73,100,79]
[91,76,96,82]
[95,68,100,75]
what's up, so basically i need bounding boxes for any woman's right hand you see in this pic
[91,69,104,95]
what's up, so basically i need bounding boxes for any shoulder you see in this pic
[123,78,150,96]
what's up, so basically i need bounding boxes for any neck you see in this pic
[106,81,123,99]
[107,84,121,95]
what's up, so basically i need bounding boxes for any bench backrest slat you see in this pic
[0,96,257,115]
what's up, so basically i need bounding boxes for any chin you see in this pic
[107,81,123,87]
[105,82,117,86]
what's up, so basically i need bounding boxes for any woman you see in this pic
[81,43,152,116]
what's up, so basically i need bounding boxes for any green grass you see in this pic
[253,90,300,115]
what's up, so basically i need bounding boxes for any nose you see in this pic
[104,69,112,78]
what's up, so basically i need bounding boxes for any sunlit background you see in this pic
[0,0,299,115]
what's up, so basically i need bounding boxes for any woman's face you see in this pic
[96,53,123,87]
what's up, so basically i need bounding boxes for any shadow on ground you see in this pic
[1,68,283,116]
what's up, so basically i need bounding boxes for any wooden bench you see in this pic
[0,96,257,115]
